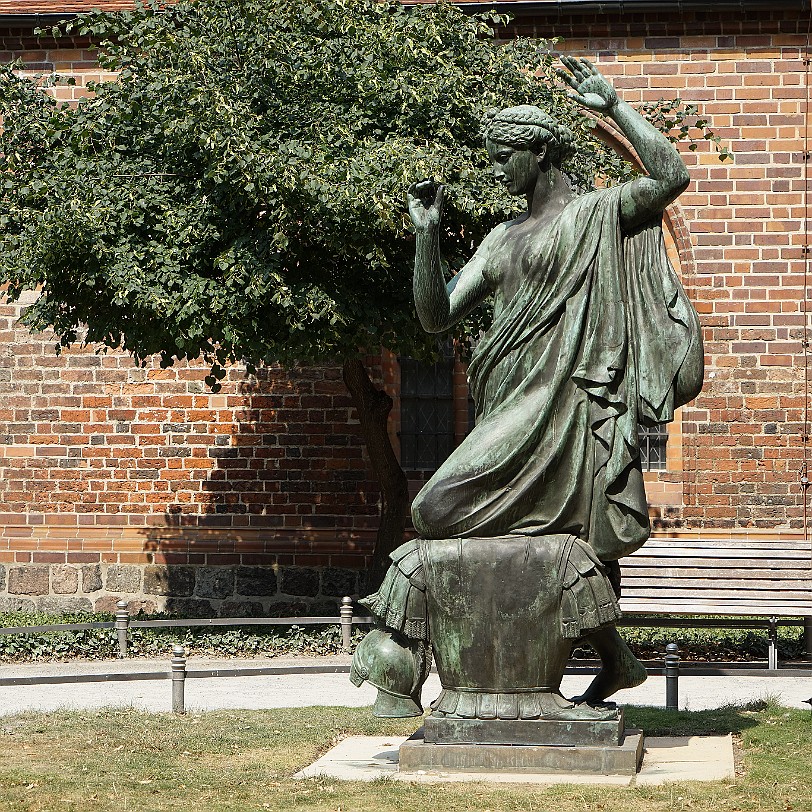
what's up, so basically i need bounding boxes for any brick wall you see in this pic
[0,293,379,615]
[1,6,811,613]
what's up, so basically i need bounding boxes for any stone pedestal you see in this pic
[424,712,625,747]
[399,727,644,775]
[355,535,647,776]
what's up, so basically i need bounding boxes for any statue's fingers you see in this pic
[563,54,587,78]
[566,56,585,76]
[583,58,602,76]
[433,184,446,208]
[565,91,590,106]
[555,68,577,87]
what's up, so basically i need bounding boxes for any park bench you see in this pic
[617,534,812,670]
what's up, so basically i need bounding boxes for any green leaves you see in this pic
[0,0,729,377]
[638,96,733,161]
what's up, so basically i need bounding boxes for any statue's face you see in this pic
[487,139,544,196]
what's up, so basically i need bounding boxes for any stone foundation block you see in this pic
[143,565,193,597]
[321,567,357,598]
[235,566,277,597]
[8,566,50,596]
[95,596,156,615]
[51,565,79,595]
[38,596,93,614]
[165,598,215,617]
[281,567,319,597]
[106,565,142,593]
[219,600,264,617]
[310,600,341,617]
[195,567,235,599]
[81,565,102,593]
[267,600,307,617]
[0,596,36,612]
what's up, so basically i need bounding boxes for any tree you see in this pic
[0,0,727,580]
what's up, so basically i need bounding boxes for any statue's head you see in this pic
[483,105,575,196]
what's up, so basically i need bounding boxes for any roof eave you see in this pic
[0,13,78,25]
[454,0,809,11]
[0,0,808,24]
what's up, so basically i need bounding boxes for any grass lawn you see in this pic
[0,703,809,812]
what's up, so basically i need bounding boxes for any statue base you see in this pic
[399,727,644,775]
[424,710,624,747]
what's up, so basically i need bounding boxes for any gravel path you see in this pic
[0,656,809,716]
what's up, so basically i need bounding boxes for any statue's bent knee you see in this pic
[411,486,453,540]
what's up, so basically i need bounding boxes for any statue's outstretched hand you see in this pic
[557,56,619,114]
[407,181,444,233]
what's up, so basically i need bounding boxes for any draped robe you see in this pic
[411,183,703,561]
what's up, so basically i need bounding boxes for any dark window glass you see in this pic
[399,346,455,473]
[639,424,668,471]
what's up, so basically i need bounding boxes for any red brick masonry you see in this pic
[1,3,810,612]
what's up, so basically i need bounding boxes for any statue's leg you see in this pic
[570,625,647,705]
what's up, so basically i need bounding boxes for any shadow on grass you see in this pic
[625,699,770,737]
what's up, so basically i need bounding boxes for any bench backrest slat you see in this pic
[618,536,812,616]
[626,559,812,571]
[625,568,812,581]
[619,600,811,616]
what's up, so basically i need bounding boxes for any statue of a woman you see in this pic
[352,58,703,718]
[408,57,702,556]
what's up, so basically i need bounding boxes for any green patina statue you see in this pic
[351,58,703,731]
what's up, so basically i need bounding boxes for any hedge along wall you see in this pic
[1,3,811,614]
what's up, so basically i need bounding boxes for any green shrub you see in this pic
[0,611,365,662]
[0,611,805,663]
[574,623,805,662]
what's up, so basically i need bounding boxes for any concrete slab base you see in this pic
[294,733,735,786]
[635,734,736,785]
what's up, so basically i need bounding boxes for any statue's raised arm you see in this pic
[558,56,690,230]
[408,181,491,334]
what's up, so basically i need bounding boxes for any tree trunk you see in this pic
[342,357,410,590]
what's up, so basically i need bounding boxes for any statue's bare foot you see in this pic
[571,669,643,706]
[571,626,648,705]
[538,692,620,721]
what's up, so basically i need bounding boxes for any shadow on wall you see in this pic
[134,364,379,618]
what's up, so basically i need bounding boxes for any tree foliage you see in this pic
[0,0,724,382]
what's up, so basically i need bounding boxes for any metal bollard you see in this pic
[665,642,680,711]
[115,600,130,658]
[340,596,354,652]
[171,645,187,715]
[768,617,779,671]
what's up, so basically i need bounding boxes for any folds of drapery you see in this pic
[411,184,703,561]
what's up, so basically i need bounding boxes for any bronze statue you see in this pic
[352,58,703,729]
